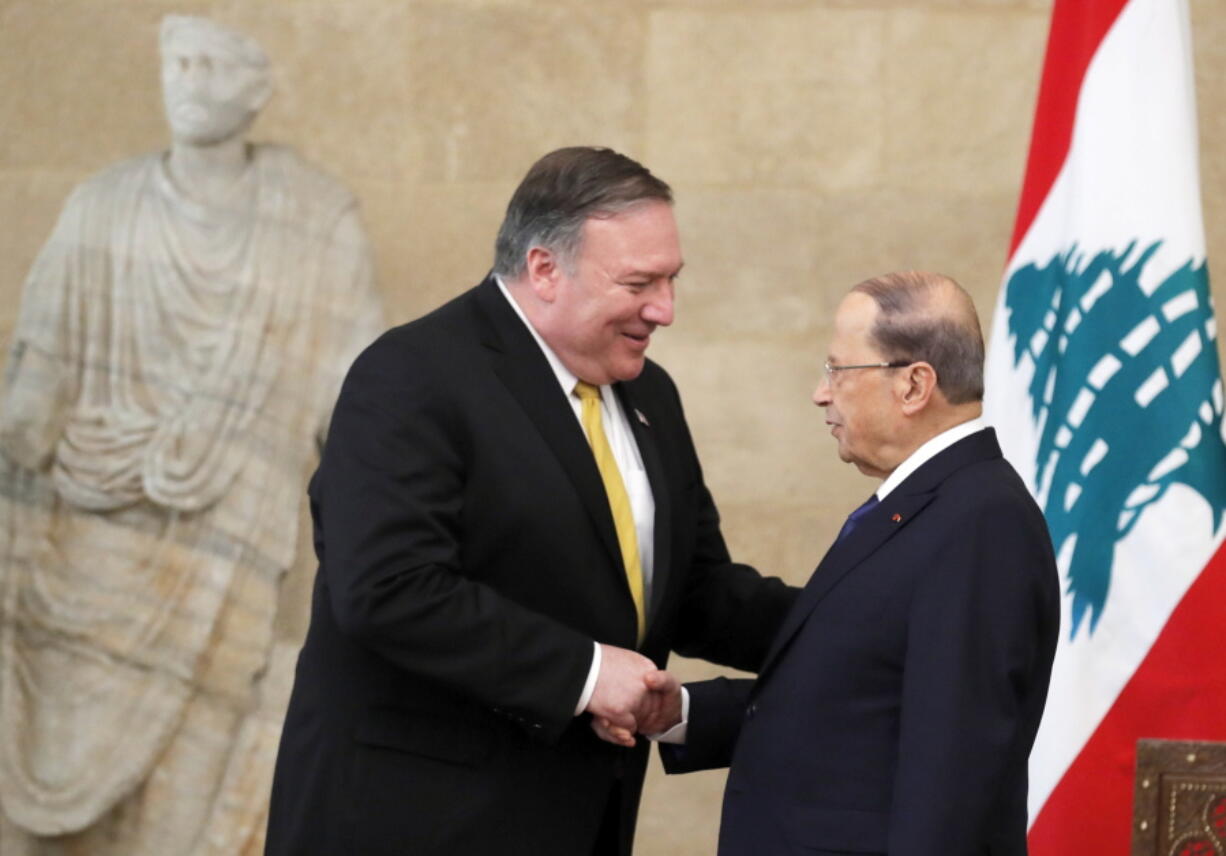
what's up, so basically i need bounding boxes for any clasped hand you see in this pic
[584,643,682,747]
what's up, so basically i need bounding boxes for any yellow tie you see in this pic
[574,381,646,645]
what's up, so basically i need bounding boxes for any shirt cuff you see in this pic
[648,686,689,744]
[574,641,602,716]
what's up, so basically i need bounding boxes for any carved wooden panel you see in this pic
[1133,739,1226,856]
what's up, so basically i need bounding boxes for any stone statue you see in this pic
[0,16,384,855]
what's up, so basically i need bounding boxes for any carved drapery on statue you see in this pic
[4,146,325,510]
[0,144,383,848]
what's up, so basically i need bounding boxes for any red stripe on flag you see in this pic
[1008,0,1130,257]
[1028,539,1226,854]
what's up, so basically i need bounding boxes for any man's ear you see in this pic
[524,246,563,302]
[245,63,274,113]
[898,361,938,416]
[245,71,273,114]
[251,82,273,113]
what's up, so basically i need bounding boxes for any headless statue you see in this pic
[0,16,384,855]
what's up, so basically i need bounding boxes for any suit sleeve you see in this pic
[314,340,593,742]
[659,677,754,774]
[888,490,1057,855]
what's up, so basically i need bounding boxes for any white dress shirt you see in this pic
[494,277,656,715]
[875,416,987,501]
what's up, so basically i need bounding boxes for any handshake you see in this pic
[584,643,683,748]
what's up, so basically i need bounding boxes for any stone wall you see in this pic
[2,2,1223,853]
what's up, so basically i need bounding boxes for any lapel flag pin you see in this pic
[635,409,650,426]
[891,513,902,523]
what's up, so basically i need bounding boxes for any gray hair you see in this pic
[851,271,985,404]
[493,147,673,279]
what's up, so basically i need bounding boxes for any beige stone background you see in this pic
[1,0,1224,853]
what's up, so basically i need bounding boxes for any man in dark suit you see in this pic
[264,147,795,856]
[647,271,1060,855]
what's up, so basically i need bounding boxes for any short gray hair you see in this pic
[493,147,672,279]
[851,271,984,404]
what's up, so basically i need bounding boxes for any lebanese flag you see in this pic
[982,0,1226,852]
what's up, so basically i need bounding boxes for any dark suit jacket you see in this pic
[265,277,795,856]
[666,429,1060,856]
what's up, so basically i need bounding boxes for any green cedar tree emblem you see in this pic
[1004,241,1226,636]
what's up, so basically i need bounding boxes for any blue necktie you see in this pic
[835,495,879,544]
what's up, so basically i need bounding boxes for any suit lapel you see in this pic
[758,490,936,677]
[757,428,1005,679]
[615,380,672,629]
[472,278,624,576]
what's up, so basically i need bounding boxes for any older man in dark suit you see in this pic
[264,147,795,856]
[648,271,1060,856]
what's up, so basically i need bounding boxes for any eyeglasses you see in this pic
[823,360,912,380]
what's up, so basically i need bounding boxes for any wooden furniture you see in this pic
[1133,739,1226,855]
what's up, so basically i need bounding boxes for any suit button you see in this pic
[745,703,758,720]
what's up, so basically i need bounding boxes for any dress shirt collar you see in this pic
[875,416,988,501]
